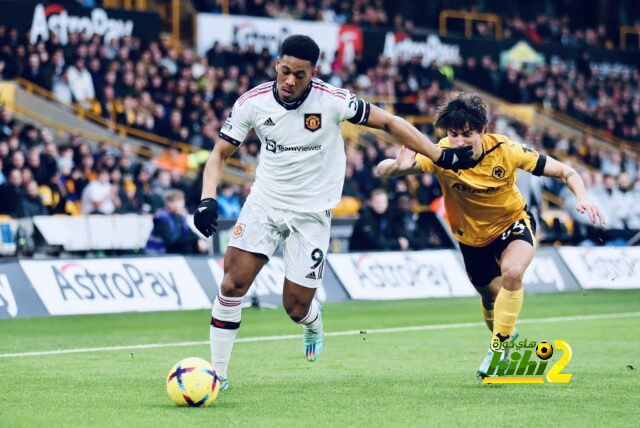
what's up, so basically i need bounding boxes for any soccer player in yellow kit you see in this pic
[376,93,605,379]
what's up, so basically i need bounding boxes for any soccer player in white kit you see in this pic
[193,35,475,390]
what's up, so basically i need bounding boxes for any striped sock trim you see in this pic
[217,295,243,307]
[300,313,319,325]
[299,301,320,325]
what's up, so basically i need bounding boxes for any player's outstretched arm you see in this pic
[201,138,239,199]
[364,105,474,171]
[194,138,240,237]
[542,156,606,228]
[375,146,422,178]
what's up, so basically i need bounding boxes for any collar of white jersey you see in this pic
[272,81,312,110]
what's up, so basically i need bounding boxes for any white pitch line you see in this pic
[1,311,639,358]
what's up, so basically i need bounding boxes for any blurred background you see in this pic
[0,0,639,259]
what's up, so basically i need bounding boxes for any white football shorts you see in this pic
[227,191,331,288]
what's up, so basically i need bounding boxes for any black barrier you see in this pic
[0,0,161,45]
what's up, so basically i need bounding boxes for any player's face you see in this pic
[447,126,485,158]
[275,55,316,102]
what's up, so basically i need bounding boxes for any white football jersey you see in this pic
[220,78,370,212]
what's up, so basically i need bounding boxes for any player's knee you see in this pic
[283,299,310,322]
[501,264,524,289]
[219,275,249,297]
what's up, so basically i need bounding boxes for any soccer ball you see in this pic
[536,342,554,360]
[166,357,221,407]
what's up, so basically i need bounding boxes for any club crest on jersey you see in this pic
[492,166,506,179]
[232,223,245,238]
[304,113,322,132]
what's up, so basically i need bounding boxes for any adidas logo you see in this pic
[305,271,316,280]
[263,117,275,126]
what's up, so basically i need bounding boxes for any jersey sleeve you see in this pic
[508,141,547,176]
[219,99,253,146]
[415,154,435,174]
[341,90,371,125]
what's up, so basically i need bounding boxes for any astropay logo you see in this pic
[21,258,210,315]
[29,4,134,45]
[0,274,17,317]
[51,262,183,304]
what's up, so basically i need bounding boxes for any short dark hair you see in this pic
[166,189,185,203]
[434,93,488,132]
[280,35,320,66]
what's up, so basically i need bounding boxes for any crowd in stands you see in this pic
[0,19,639,249]
[0,105,212,219]
[472,14,618,49]
[459,55,640,143]
[193,1,632,50]
[193,0,395,27]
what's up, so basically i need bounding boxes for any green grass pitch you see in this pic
[1,289,638,427]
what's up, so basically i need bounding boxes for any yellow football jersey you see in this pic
[416,134,546,247]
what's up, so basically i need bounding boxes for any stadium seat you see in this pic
[332,196,361,218]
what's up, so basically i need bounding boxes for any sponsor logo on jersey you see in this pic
[492,166,506,179]
[265,137,321,154]
[263,117,275,126]
[304,113,322,132]
[451,182,502,194]
[232,223,245,238]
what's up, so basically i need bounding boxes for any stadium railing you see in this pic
[439,10,503,40]
[103,0,149,9]
[6,84,153,159]
[103,0,192,48]
[620,26,640,50]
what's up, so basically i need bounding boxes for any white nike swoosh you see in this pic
[198,206,207,212]
[452,154,458,164]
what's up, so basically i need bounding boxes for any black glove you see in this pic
[435,146,476,171]
[194,198,218,237]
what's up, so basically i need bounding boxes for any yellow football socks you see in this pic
[481,306,494,332]
[492,287,523,340]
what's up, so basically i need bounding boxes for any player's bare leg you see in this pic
[283,279,323,362]
[210,247,268,389]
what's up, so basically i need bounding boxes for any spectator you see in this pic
[217,183,242,218]
[387,193,427,250]
[52,67,73,105]
[21,53,48,88]
[135,165,164,213]
[146,189,208,254]
[0,169,24,217]
[349,188,408,251]
[67,57,95,108]
[17,180,48,218]
[80,168,117,214]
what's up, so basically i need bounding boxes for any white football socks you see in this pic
[210,294,243,380]
[298,299,321,327]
